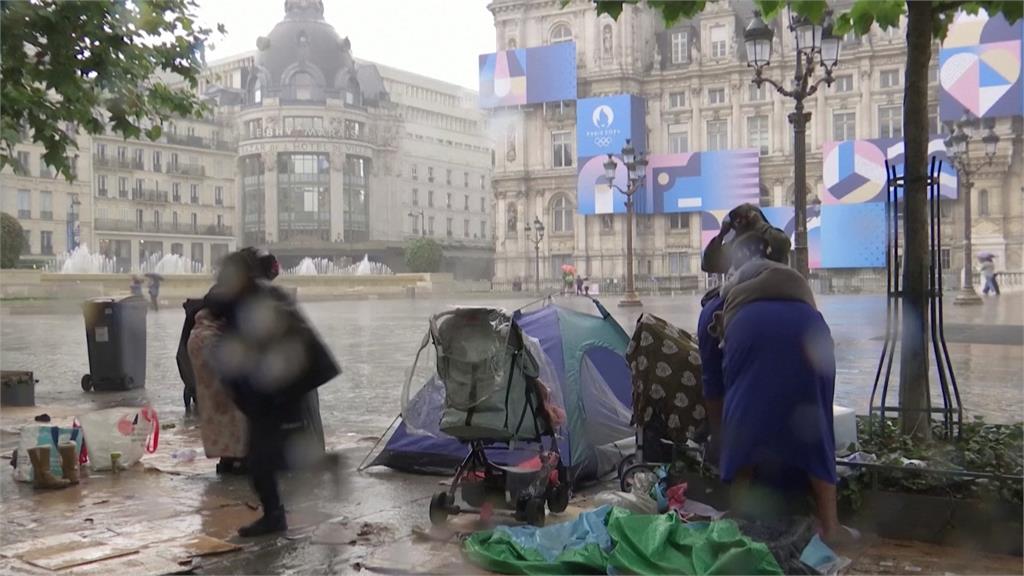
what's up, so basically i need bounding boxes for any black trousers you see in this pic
[247,412,284,513]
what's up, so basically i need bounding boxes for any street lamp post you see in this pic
[408,209,425,236]
[68,194,82,251]
[524,217,544,293]
[603,139,648,307]
[945,113,999,305]
[744,9,841,278]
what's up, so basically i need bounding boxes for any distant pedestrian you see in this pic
[979,255,1000,296]
[130,276,143,298]
[576,275,584,296]
[147,275,162,310]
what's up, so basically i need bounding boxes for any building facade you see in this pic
[2,0,494,278]
[0,136,92,263]
[487,0,1024,287]
[198,0,493,276]
[89,115,239,273]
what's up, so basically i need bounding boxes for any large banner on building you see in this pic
[648,149,761,213]
[699,203,883,270]
[939,14,1023,122]
[576,95,648,214]
[822,137,958,205]
[479,43,577,108]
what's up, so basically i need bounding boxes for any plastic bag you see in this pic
[78,406,159,470]
[12,426,84,483]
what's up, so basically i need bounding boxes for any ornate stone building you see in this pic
[201,0,494,276]
[487,0,1023,287]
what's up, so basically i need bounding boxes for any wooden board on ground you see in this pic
[62,552,184,576]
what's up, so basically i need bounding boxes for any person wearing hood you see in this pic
[698,204,841,543]
[199,249,339,537]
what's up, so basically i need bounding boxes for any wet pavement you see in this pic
[1,293,1022,574]
[2,292,1022,429]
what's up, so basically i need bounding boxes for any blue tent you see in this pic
[365,300,635,484]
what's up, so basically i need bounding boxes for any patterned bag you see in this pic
[12,426,85,482]
[626,314,706,445]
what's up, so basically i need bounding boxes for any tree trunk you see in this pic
[899,0,933,440]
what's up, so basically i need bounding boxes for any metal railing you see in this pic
[131,189,169,203]
[166,163,205,177]
[94,219,233,236]
[489,275,702,295]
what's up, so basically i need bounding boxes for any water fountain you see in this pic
[345,254,394,276]
[140,253,204,274]
[288,257,347,275]
[287,254,393,276]
[51,245,118,274]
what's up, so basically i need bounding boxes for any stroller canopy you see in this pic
[365,299,634,484]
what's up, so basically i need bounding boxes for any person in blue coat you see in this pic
[698,204,840,543]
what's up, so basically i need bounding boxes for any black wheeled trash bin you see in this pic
[81,296,147,391]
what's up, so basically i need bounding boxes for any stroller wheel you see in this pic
[429,492,451,526]
[620,463,658,493]
[616,453,638,482]
[525,497,546,527]
[547,483,570,514]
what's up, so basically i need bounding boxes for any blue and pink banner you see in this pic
[479,43,577,109]
[576,95,648,215]
[939,14,1023,121]
[648,149,761,213]
[822,137,958,204]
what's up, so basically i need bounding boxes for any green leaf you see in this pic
[594,1,626,21]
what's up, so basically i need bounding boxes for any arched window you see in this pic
[549,23,572,44]
[507,37,517,49]
[978,188,990,217]
[759,184,771,207]
[506,202,518,238]
[290,71,316,101]
[251,78,262,104]
[551,194,574,233]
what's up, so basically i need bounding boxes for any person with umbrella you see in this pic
[978,253,1000,296]
[145,273,163,310]
[204,249,340,536]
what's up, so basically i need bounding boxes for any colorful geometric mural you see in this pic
[700,206,834,269]
[479,43,577,109]
[940,14,1023,121]
[819,203,886,269]
[648,150,761,213]
[576,95,649,215]
[822,137,958,204]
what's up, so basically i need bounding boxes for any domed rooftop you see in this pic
[248,0,387,106]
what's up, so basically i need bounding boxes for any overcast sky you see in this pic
[196,0,496,89]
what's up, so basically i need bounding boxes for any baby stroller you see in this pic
[422,307,569,527]
[618,313,713,492]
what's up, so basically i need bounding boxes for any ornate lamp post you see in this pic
[524,216,544,293]
[68,194,82,251]
[744,9,841,278]
[603,138,648,307]
[945,113,999,305]
[408,209,425,236]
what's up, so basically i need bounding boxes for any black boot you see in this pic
[238,507,287,537]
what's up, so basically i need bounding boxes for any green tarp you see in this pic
[464,508,783,575]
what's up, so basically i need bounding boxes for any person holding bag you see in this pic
[203,249,340,537]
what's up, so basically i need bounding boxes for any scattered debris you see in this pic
[160,423,176,430]
[33,414,50,423]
